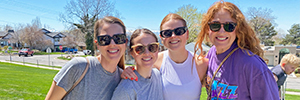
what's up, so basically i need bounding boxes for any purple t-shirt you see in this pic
[205,42,279,100]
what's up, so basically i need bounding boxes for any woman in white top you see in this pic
[122,13,208,100]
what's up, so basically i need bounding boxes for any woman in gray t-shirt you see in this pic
[112,28,164,100]
[45,16,127,100]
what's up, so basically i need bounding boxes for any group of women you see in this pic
[45,1,280,100]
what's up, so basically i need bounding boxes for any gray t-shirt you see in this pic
[271,64,287,90]
[111,68,164,100]
[54,57,122,100]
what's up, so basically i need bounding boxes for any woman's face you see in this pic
[97,23,126,61]
[161,19,188,51]
[131,33,158,68]
[209,9,237,54]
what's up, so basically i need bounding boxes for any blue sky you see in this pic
[0,0,299,34]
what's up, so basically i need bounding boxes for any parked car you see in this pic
[62,47,78,54]
[18,48,34,57]
[83,50,91,55]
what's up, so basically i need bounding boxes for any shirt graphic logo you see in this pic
[211,80,238,100]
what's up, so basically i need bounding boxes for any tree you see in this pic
[19,17,53,50]
[59,0,120,55]
[260,22,277,46]
[174,4,203,44]
[280,24,300,45]
[246,7,277,44]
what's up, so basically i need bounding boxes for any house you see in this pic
[0,30,18,48]
[39,28,66,52]
[263,45,299,67]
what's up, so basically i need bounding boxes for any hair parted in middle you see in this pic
[93,16,126,69]
[194,1,264,58]
[129,28,158,51]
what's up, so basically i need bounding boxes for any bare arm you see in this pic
[273,74,278,82]
[195,55,209,87]
[45,81,66,100]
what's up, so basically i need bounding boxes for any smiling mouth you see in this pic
[142,57,152,61]
[216,37,228,40]
[108,49,118,53]
[169,40,180,44]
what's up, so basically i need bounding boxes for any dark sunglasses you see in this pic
[208,21,237,32]
[131,42,159,55]
[97,34,127,46]
[160,27,188,38]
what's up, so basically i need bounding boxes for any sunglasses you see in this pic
[208,21,237,32]
[160,27,188,38]
[131,42,159,55]
[97,34,127,46]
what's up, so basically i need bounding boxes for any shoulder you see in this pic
[61,57,88,72]
[152,68,161,78]
[194,55,208,81]
[115,79,134,91]
[234,50,270,77]
[154,51,165,70]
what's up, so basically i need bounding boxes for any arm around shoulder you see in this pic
[195,55,209,85]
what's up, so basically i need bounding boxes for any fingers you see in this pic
[121,66,138,81]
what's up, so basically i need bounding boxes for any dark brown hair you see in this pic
[129,28,158,50]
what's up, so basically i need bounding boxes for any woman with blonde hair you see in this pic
[194,1,279,99]
[45,16,127,100]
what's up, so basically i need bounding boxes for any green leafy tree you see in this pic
[246,7,277,45]
[280,24,300,45]
[174,4,203,44]
[260,22,277,46]
[59,0,120,55]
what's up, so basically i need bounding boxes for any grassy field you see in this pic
[0,62,299,99]
[0,62,58,99]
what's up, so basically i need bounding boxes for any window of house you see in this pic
[54,38,60,42]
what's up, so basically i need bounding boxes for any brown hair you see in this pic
[160,13,187,31]
[94,16,126,69]
[129,28,158,50]
[195,1,264,58]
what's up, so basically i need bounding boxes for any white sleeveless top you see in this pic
[160,50,201,100]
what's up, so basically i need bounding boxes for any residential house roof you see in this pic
[0,31,7,37]
[40,28,66,38]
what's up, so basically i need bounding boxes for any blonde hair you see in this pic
[160,13,187,31]
[280,54,300,67]
[194,1,264,58]
[93,16,126,69]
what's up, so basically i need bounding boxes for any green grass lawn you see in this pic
[0,62,299,99]
[0,62,58,99]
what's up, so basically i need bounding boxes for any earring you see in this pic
[94,40,97,43]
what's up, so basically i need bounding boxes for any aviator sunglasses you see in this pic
[160,27,188,38]
[208,21,237,32]
[131,42,159,55]
[97,34,127,46]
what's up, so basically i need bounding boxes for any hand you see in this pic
[121,66,138,81]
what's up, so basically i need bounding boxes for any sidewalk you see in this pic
[0,60,61,70]
[1,59,300,96]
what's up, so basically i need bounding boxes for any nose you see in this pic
[143,47,150,55]
[110,39,116,45]
[171,31,176,37]
[219,24,226,33]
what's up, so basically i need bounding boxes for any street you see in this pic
[0,53,78,67]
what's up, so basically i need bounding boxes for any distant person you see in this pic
[271,54,300,98]
[194,0,280,99]
[45,16,127,100]
[111,28,163,100]
[121,13,208,100]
